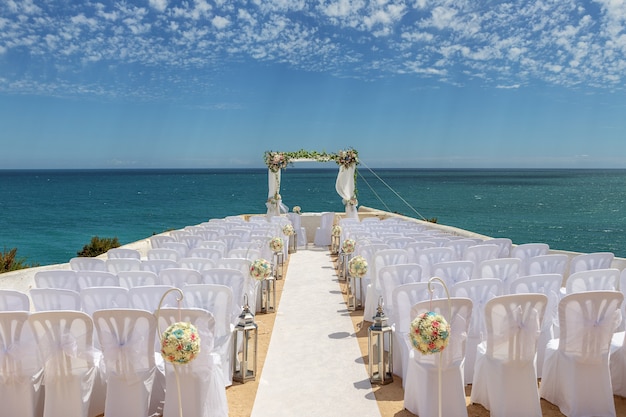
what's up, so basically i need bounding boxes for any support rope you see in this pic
[358,160,428,221]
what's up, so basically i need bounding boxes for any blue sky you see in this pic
[1,0,626,169]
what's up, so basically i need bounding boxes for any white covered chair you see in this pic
[161,241,190,259]
[0,311,44,417]
[69,257,107,271]
[524,254,568,278]
[188,247,223,260]
[179,257,217,272]
[93,309,158,417]
[405,241,436,263]
[183,284,235,386]
[313,212,335,247]
[450,278,502,383]
[445,238,479,260]
[198,241,227,257]
[432,260,474,289]
[118,270,159,288]
[509,273,563,377]
[0,289,30,311]
[34,269,80,292]
[404,297,472,417]
[463,244,499,277]
[76,270,120,289]
[471,293,548,417]
[416,246,456,279]
[106,258,142,274]
[479,257,521,294]
[569,252,614,274]
[29,310,101,417]
[128,285,180,313]
[364,249,409,321]
[378,264,422,321]
[610,327,626,397]
[288,212,307,247]
[159,267,203,289]
[141,259,179,274]
[511,243,550,263]
[391,281,444,384]
[157,308,228,417]
[80,287,129,316]
[564,268,620,294]
[30,288,82,311]
[150,235,176,249]
[540,291,623,417]
[147,248,181,262]
[106,248,141,259]
[201,268,247,322]
[483,237,513,258]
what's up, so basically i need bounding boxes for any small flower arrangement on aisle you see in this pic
[161,321,201,364]
[250,258,272,280]
[292,206,301,214]
[282,224,295,236]
[348,255,368,278]
[409,311,450,355]
[269,237,284,253]
[342,238,356,254]
[332,225,342,237]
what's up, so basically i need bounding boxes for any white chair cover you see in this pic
[511,243,549,261]
[179,257,217,272]
[509,273,563,377]
[183,284,235,387]
[569,252,614,274]
[93,309,158,417]
[479,257,521,294]
[0,311,44,417]
[30,288,82,312]
[471,293,547,417]
[76,270,120,289]
[198,241,227,257]
[150,235,176,249]
[404,297,472,417]
[70,257,107,271]
[483,237,513,258]
[313,212,335,247]
[188,247,223,260]
[450,278,502,383]
[29,310,100,417]
[416,246,456,280]
[106,248,141,259]
[540,291,623,417]
[157,308,228,417]
[445,238,479,260]
[141,259,179,274]
[523,254,568,277]
[180,235,204,249]
[161,242,190,259]
[0,289,30,311]
[106,258,142,274]
[364,249,409,321]
[565,268,620,294]
[201,268,247,322]
[378,264,422,321]
[80,287,129,316]
[118,270,159,289]
[159,268,203,289]
[128,285,180,313]
[391,282,443,384]
[147,248,181,262]
[432,260,474,289]
[34,269,80,292]
[463,244,499,277]
[610,331,626,397]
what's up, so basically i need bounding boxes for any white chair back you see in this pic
[30,288,82,311]
[565,268,620,294]
[34,270,80,292]
[0,289,31,311]
[80,287,129,316]
[118,270,159,288]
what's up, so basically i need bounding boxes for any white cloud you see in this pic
[149,0,168,13]
[212,15,230,30]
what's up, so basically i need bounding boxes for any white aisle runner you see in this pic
[251,249,382,417]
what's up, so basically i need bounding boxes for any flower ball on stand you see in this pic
[161,321,201,365]
[269,237,285,279]
[409,311,450,355]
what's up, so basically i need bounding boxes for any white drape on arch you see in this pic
[335,164,358,218]
[266,169,288,216]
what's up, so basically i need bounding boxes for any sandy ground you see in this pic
[224,251,626,417]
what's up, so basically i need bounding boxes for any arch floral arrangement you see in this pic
[409,311,450,355]
[269,237,284,253]
[250,258,272,280]
[161,321,201,364]
[342,238,356,254]
[348,255,368,278]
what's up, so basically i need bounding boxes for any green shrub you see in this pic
[77,236,120,257]
[1,247,39,273]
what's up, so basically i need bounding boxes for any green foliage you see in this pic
[77,236,120,257]
[1,247,39,273]
[426,217,438,223]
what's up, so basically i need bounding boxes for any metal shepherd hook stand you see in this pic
[155,287,186,417]
[427,276,452,417]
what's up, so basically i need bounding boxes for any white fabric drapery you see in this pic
[335,164,358,218]
[266,169,287,216]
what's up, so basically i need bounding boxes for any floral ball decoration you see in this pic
[269,237,284,253]
[292,206,301,214]
[348,255,368,278]
[342,238,356,254]
[409,311,450,355]
[282,224,295,236]
[250,258,272,280]
[332,225,342,237]
[161,321,201,365]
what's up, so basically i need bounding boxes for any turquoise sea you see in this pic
[2,168,626,266]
